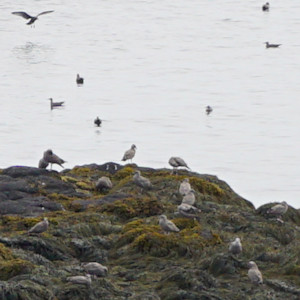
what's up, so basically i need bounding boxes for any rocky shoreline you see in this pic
[0,163,300,299]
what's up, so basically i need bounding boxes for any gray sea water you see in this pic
[1,0,299,208]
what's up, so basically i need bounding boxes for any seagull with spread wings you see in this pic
[12,11,54,26]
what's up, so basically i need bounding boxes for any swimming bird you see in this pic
[38,158,49,169]
[182,189,196,206]
[133,170,152,191]
[94,116,102,127]
[248,261,263,285]
[265,42,281,48]
[82,262,108,277]
[76,74,84,85]
[122,144,137,163]
[206,105,213,115]
[169,157,190,174]
[179,178,191,196]
[229,237,242,256]
[95,176,113,192]
[66,274,92,286]
[267,201,288,223]
[28,217,49,235]
[159,215,180,234]
[262,2,270,11]
[12,11,54,26]
[49,98,64,110]
[177,203,201,219]
[43,149,66,169]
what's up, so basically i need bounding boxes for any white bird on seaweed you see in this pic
[159,215,180,234]
[182,189,196,206]
[133,170,152,191]
[248,261,263,285]
[66,274,92,286]
[169,156,190,174]
[229,237,242,256]
[267,201,288,223]
[179,178,191,196]
[28,217,49,235]
[82,262,108,277]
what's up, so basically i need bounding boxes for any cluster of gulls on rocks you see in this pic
[33,141,291,286]
[14,3,287,286]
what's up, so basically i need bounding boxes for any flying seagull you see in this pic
[12,11,54,26]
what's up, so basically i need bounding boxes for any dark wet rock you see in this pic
[2,166,50,178]
[0,196,64,216]
[209,254,244,276]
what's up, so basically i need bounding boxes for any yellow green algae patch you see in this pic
[0,243,34,280]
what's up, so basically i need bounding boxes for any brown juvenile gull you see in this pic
[38,158,49,169]
[95,176,112,192]
[122,144,137,162]
[182,189,196,206]
[66,274,92,286]
[43,149,66,169]
[94,116,102,127]
[265,42,281,48]
[262,2,269,11]
[133,170,152,191]
[12,11,54,26]
[169,156,190,173]
[82,262,108,277]
[76,74,84,85]
[28,217,49,235]
[267,201,288,223]
[49,98,64,110]
[248,261,263,285]
[179,178,191,196]
[177,203,201,219]
[229,237,242,255]
[159,215,180,234]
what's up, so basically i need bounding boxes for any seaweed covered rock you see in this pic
[0,163,299,299]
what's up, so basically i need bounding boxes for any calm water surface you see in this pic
[0,0,299,208]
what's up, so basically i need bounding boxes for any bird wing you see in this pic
[12,11,32,19]
[37,10,54,17]
[166,220,179,232]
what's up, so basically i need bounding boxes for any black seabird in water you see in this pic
[206,105,213,115]
[262,2,270,11]
[265,42,281,48]
[76,74,84,85]
[94,116,102,127]
[49,98,64,110]
[12,11,54,26]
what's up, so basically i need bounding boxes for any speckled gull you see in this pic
[76,74,84,85]
[49,98,64,110]
[66,274,92,286]
[169,157,190,173]
[267,201,288,223]
[133,170,152,190]
[43,149,66,169]
[229,237,242,255]
[177,203,201,219]
[248,261,263,284]
[159,215,180,234]
[95,176,112,192]
[179,178,191,196]
[83,262,108,277]
[28,217,49,235]
[262,2,269,11]
[12,10,54,26]
[182,189,196,206]
[122,144,137,162]
[38,158,49,169]
[265,42,281,48]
